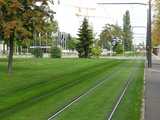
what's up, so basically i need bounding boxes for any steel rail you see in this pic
[107,61,141,120]
[47,61,130,120]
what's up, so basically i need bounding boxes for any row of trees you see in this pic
[0,0,57,73]
[100,10,133,54]
[100,24,123,54]
[0,1,133,73]
[76,10,133,58]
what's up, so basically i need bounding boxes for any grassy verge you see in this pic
[54,61,140,120]
[0,59,119,120]
[112,61,144,120]
[0,59,144,120]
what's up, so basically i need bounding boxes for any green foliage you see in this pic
[152,0,160,46]
[115,43,123,54]
[51,46,62,58]
[123,10,133,51]
[91,46,102,58]
[99,24,112,49]
[76,18,94,58]
[40,20,58,46]
[0,0,55,40]
[31,48,43,58]
[0,0,55,73]
[67,36,79,50]
[100,24,123,49]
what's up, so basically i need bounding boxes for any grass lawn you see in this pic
[112,61,144,120]
[0,58,144,120]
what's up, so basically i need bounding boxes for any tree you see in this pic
[67,36,79,51]
[100,24,112,49]
[100,24,123,51]
[152,0,160,46]
[91,39,102,58]
[76,18,94,58]
[123,10,133,51]
[0,0,55,74]
[41,20,58,46]
[50,46,62,58]
[115,43,123,54]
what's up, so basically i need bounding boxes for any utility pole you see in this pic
[97,2,152,68]
[147,0,152,68]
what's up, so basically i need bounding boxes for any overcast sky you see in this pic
[53,0,149,45]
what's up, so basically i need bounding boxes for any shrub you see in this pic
[51,46,62,58]
[115,43,123,55]
[91,46,102,58]
[31,48,43,58]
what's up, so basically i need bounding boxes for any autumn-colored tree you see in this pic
[0,0,55,74]
[152,0,160,46]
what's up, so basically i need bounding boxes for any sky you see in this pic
[52,0,149,45]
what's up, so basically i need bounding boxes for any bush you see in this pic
[31,48,43,58]
[91,46,102,58]
[51,46,62,58]
[115,43,123,55]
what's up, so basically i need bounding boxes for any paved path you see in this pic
[145,56,160,120]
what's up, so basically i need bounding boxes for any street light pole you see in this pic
[147,0,152,68]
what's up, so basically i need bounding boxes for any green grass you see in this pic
[112,61,144,120]
[0,58,144,120]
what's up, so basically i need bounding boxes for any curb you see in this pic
[141,62,146,120]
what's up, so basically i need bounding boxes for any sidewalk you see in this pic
[145,56,160,120]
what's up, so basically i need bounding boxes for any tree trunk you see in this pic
[8,36,14,74]
[18,45,21,55]
[84,47,89,58]
[3,42,5,54]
